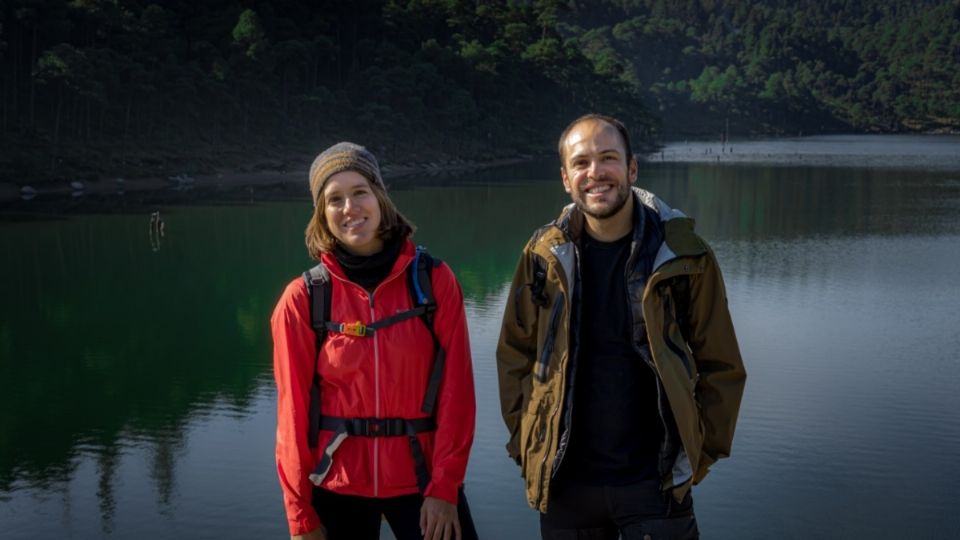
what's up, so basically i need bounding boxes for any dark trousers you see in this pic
[311,486,479,540]
[539,479,699,540]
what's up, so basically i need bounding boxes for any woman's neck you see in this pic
[334,236,403,291]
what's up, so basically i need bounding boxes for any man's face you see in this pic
[560,120,637,220]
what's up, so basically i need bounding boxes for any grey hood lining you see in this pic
[632,187,687,271]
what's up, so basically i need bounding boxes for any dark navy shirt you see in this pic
[562,203,665,485]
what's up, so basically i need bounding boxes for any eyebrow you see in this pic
[324,179,369,195]
[568,147,622,161]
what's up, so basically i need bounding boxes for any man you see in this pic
[496,114,746,539]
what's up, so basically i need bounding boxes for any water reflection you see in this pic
[0,207,287,495]
[149,211,166,252]
[96,443,119,534]
[1,152,959,538]
[640,163,960,240]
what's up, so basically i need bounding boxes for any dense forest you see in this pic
[571,0,960,136]
[1,0,958,184]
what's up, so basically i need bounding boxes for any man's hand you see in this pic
[420,495,461,540]
[292,525,327,540]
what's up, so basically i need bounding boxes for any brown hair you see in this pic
[304,173,416,260]
[557,113,634,166]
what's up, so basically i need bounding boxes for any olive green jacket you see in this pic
[496,187,746,512]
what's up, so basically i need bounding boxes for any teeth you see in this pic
[586,185,611,194]
[344,218,365,228]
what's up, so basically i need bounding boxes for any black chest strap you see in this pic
[309,415,437,492]
[324,303,431,337]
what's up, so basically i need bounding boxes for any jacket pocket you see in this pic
[521,398,552,505]
[520,398,548,478]
[514,256,549,329]
[536,292,564,383]
[662,293,693,379]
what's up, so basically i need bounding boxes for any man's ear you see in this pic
[561,167,572,193]
[629,157,638,183]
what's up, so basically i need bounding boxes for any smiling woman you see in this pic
[272,142,479,540]
[320,171,384,256]
[305,146,414,259]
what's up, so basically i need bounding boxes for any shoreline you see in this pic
[643,133,960,171]
[0,155,535,214]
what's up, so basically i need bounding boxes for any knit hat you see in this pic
[309,142,384,206]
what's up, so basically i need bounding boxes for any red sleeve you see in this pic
[423,262,476,504]
[270,278,322,536]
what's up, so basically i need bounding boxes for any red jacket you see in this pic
[271,240,476,535]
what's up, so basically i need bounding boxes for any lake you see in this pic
[2,135,959,539]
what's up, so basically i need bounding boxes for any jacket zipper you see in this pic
[644,269,698,484]
[624,245,673,478]
[536,293,564,382]
[651,353,670,479]
[369,292,379,497]
[330,259,415,499]
[545,243,579,491]
[662,294,693,378]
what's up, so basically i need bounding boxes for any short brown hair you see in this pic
[558,113,633,166]
[304,174,415,260]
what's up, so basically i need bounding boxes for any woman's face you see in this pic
[322,170,383,256]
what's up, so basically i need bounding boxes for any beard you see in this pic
[573,182,631,220]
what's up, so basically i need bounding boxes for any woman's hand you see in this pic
[420,496,461,540]
[291,525,327,540]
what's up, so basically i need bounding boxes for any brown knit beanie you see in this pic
[309,142,384,206]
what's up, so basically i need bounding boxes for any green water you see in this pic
[3,138,960,539]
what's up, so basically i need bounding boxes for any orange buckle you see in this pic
[341,321,368,337]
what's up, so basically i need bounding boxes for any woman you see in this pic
[271,143,477,540]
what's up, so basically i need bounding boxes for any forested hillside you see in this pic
[0,0,655,182]
[565,0,960,135]
[1,0,957,183]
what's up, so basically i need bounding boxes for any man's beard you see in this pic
[574,183,630,219]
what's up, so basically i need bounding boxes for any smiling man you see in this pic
[497,114,746,539]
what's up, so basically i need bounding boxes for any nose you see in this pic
[343,195,355,212]
[587,159,601,178]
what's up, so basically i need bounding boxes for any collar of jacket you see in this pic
[553,187,708,270]
[321,237,417,286]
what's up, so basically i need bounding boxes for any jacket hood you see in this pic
[555,187,686,235]
[553,187,706,270]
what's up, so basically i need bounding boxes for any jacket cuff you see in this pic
[424,480,459,506]
[289,513,322,536]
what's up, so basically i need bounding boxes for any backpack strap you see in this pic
[302,264,331,449]
[303,264,332,347]
[411,246,444,416]
[410,246,438,323]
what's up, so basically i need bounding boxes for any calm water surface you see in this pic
[2,136,960,539]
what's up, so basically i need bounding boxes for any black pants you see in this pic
[539,479,699,540]
[311,486,479,540]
